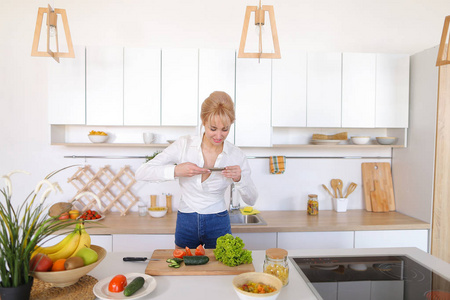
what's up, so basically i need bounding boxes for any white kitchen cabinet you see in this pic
[48,45,86,125]
[307,52,342,127]
[233,233,277,250]
[199,49,236,142]
[272,50,307,127]
[40,234,113,253]
[342,53,376,128]
[161,48,198,126]
[354,230,428,252]
[113,234,175,252]
[277,232,354,249]
[375,54,410,128]
[124,48,161,126]
[86,46,124,125]
[235,57,272,147]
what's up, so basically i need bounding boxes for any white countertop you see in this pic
[88,247,450,300]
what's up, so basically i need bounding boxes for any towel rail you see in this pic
[64,155,391,160]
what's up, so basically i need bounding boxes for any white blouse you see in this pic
[135,135,258,214]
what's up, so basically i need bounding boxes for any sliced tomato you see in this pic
[173,249,186,259]
[195,244,205,256]
[185,246,193,256]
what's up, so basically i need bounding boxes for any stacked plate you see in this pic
[311,139,342,145]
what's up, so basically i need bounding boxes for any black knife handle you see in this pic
[123,257,147,261]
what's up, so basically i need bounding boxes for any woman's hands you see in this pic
[175,162,210,178]
[222,166,241,182]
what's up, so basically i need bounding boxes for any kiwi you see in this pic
[64,256,85,270]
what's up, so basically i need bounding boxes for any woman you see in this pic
[135,91,258,249]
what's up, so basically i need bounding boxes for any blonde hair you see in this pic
[200,91,235,126]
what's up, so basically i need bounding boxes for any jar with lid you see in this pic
[307,194,319,215]
[263,248,289,286]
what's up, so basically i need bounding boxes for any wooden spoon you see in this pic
[330,179,339,198]
[336,179,344,198]
[345,182,358,198]
[322,184,334,197]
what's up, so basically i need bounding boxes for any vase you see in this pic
[0,277,33,300]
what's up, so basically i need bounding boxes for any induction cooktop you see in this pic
[289,255,450,300]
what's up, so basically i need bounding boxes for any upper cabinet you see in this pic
[235,57,272,147]
[375,54,410,128]
[342,53,377,128]
[199,49,236,143]
[124,48,161,126]
[48,45,86,125]
[272,50,307,127]
[307,52,342,127]
[86,46,124,125]
[161,49,198,126]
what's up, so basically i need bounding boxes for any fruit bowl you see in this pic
[88,134,108,143]
[232,272,283,300]
[31,245,106,287]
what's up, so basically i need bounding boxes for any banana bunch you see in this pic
[32,222,91,262]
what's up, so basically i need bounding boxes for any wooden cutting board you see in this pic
[145,249,255,276]
[362,163,395,212]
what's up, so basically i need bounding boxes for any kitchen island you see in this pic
[88,247,450,300]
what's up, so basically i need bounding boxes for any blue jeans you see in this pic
[175,210,231,249]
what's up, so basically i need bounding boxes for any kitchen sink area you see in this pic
[229,211,267,226]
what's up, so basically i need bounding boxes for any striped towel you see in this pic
[269,156,286,174]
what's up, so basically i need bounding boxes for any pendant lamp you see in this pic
[436,15,450,66]
[238,0,281,60]
[31,4,75,63]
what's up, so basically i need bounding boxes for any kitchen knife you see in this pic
[123,257,159,262]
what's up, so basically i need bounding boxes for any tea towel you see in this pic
[269,156,286,174]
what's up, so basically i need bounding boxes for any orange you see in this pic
[51,258,66,271]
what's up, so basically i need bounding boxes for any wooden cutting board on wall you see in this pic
[362,163,396,212]
[145,249,255,276]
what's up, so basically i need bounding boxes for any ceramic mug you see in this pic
[143,132,154,144]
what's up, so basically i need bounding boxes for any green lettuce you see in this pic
[214,234,252,267]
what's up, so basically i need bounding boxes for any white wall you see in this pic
[1,0,448,217]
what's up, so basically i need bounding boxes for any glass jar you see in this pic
[138,204,147,217]
[307,194,319,215]
[263,248,289,286]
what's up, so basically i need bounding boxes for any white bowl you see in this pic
[148,207,168,218]
[350,136,370,145]
[376,137,397,145]
[88,134,108,143]
[232,272,282,300]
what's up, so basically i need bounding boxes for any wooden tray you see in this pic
[145,249,255,276]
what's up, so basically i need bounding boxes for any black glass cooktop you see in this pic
[289,256,450,300]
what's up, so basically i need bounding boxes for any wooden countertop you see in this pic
[84,210,430,235]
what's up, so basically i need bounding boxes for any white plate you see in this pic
[311,264,340,270]
[93,273,156,300]
[311,139,342,145]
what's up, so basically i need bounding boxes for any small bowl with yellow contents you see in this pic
[88,130,108,143]
[232,272,282,300]
[148,206,167,218]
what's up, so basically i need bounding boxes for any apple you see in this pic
[75,247,98,265]
[58,212,69,220]
[30,253,53,272]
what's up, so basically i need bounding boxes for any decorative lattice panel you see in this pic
[68,165,139,216]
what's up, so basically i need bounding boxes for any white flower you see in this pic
[75,191,102,210]
[1,170,30,196]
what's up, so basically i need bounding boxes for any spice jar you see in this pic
[263,248,289,286]
[307,194,319,215]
